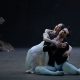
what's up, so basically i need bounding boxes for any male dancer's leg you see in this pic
[63,62,80,75]
[35,66,64,75]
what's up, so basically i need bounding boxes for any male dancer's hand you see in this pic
[63,52,68,57]
[56,43,66,48]
[61,43,67,48]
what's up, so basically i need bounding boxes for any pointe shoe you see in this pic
[25,70,34,74]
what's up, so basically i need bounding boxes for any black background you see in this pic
[0,0,80,47]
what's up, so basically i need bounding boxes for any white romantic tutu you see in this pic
[25,41,49,72]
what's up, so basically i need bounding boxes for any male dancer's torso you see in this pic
[54,42,69,65]
[43,31,69,67]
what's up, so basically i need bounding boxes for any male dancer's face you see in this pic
[59,28,69,38]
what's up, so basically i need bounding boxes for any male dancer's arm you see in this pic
[63,45,72,60]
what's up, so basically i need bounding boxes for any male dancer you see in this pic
[35,28,72,75]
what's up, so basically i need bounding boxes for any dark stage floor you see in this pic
[0,48,80,80]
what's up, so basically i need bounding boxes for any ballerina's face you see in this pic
[54,23,64,33]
